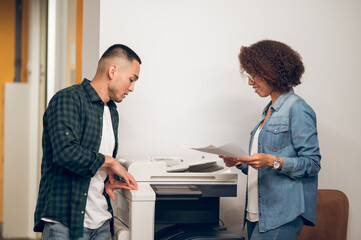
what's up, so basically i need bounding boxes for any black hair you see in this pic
[100,44,142,64]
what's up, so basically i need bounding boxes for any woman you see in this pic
[220,40,321,240]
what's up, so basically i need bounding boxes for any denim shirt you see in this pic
[237,89,321,232]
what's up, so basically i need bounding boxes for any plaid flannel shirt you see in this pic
[34,79,119,238]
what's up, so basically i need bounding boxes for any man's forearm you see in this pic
[102,155,116,168]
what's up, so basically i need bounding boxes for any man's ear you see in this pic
[108,64,117,80]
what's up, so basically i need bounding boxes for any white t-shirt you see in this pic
[246,126,261,222]
[84,105,115,229]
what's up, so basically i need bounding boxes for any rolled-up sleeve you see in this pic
[46,92,105,177]
[280,99,321,179]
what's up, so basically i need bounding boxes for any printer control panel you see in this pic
[151,185,202,196]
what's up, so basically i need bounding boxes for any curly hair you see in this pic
[238,40,305,92]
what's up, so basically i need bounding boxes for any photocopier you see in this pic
[111,157,244,240]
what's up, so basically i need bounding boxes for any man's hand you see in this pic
[102,156,138,189]
[105,180,133,201]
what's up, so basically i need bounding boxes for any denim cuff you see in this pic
[280,157,294,176]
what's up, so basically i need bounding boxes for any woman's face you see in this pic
[248,75,273,98]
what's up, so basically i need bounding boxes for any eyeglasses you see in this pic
[243,71,255,84]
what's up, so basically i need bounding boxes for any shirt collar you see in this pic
[263,88,294,114]
[81,79,117,109]
[271,88,294,112]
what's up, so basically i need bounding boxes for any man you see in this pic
[34,44,141,239]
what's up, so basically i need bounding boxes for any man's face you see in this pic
[108,59,140,103]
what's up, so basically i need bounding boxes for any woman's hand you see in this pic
[236,153,275,170]
[219,155,243,167]
[220,153,280,170]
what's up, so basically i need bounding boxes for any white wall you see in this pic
[82,0,361,239]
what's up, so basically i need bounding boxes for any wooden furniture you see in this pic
[298,189,349,240]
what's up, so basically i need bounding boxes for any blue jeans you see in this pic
[42,220,110,240]
[247,216,304,240]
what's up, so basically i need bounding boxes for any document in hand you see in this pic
[188,143,248,158]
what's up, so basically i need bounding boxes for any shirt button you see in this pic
[81,211,84,214]
[84,193,87,196]
[100,117,102,120]
[66,132,69,135]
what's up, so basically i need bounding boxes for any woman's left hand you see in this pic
[222,153,276,170]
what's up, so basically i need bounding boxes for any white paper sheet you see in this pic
[188,143,248,158]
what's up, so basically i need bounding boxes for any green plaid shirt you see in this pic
[34,79,119,238]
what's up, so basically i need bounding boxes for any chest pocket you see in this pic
[264,124,289,151]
